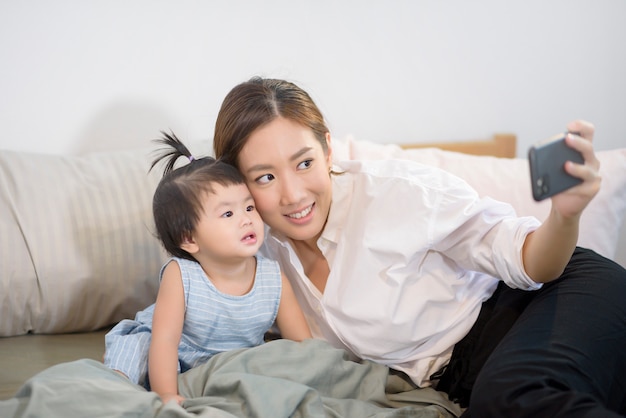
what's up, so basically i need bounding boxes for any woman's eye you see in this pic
[297,159,313,170]
[221,211,233,218]
[255,173,275,185]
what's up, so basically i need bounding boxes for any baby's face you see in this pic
[191,183,264,259]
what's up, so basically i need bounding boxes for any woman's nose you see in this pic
[279,175,305,205]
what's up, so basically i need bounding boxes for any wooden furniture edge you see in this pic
[399,133,517,158]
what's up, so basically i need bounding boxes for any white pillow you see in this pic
[332,136,626,264]
[0,149,166,336]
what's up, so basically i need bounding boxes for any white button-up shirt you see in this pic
[262,158,541,387]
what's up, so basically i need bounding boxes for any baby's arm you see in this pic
[149,261,186,405]
[275,273,312,341]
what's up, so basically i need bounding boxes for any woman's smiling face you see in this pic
[237,117,333,244]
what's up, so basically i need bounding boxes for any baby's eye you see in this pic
[221,211,233,218]
[297,159,313,170]
[255,173,275,185]
[246,205,255,212]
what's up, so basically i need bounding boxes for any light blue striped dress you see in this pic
[103,255,282,388]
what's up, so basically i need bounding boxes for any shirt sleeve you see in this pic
[429,172,542,290]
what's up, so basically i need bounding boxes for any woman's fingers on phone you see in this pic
[563,140,601,194]
[566,159,602,201]
[564,123,600,173]
[566,120,594,141]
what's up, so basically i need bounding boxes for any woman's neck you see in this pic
[289,237,329,293]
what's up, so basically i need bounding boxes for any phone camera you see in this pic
[536,175,550,197]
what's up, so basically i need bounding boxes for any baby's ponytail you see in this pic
[150,131,209,176]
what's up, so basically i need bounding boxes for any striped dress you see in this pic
[103,255,282,388]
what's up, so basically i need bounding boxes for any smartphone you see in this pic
[528,133,584,201]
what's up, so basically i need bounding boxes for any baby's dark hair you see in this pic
[150,131,246,261]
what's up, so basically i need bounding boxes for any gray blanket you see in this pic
[0,339,463,417]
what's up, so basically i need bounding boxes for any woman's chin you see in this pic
[280,221,322,242]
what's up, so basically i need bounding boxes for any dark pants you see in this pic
[439,247,626,418]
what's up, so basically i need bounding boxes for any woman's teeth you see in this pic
[288,205,312,219]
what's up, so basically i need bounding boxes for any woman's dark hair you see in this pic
[213,77,330,168]
[150,131,245,261]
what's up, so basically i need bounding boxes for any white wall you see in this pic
[1,0,624,156]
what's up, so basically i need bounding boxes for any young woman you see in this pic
[104,132,311,405]
[212,77,626,417]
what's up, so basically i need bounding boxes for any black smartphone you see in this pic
[528,133,584,201]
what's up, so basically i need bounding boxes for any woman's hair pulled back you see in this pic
[213,77,330,167]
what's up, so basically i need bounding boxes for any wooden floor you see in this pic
[0,329,108,400]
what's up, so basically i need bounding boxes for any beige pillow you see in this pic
[333,137,626,265]
[0,149,166,336]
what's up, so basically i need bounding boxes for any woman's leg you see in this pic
[468,248,626,417]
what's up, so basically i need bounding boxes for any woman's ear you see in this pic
[325,132,333,167]
[180,235,199,254]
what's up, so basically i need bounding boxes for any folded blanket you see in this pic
[0,339,463,417]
